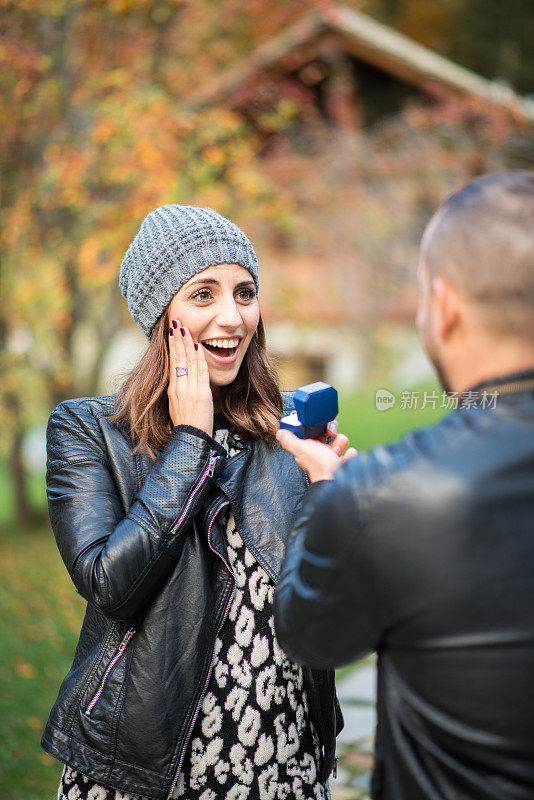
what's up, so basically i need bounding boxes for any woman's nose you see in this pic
[215,298,242,328]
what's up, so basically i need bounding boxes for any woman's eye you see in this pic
[237,288,256,301]
[192,289,212,301]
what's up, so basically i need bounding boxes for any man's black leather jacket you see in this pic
[275,372,534,800]
[41,393,342,800]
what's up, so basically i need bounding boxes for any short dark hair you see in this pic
[421,171,534,337]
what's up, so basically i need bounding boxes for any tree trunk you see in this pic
[10,424,32,528]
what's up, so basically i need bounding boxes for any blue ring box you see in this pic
[280,382,338,439]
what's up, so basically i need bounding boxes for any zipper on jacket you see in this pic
[84,628,135,716]
[171,451,220,533]
[65,620,116,728]
[166,499,235,800]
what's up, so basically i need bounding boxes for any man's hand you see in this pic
[276,421,357,482]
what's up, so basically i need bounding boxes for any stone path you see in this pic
[330,659,376,800]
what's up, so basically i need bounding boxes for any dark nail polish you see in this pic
[172,320,178,329]
[194,343,199,351]
[169,328,174,336]
[180,327,185,337]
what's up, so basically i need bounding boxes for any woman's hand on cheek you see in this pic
[168,320,214,437]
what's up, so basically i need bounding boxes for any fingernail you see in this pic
[169,328,174,336]
[194,343,199,351]
[180,327,185,337]
[172,320,178,329]
[327,420,338,434]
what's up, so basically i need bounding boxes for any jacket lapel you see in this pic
[215,440,308,582]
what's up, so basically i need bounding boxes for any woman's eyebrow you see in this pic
[187,278,219,288]
[186,278,255,289]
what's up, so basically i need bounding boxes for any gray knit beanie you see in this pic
[119,205,259,339]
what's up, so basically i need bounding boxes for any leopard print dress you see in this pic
[57,429,330,800]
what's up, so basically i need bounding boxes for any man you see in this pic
[274,172,534,800]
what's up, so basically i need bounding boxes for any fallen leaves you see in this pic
[14,660,36,679]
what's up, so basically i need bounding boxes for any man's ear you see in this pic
[431,277,462,341]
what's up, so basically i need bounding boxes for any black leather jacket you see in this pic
[275,372,534,800]
[41,392,342,800]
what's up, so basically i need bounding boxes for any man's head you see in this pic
[416,171,534,392]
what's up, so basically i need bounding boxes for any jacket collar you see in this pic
[466,368,534,397]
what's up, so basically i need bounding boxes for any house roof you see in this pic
[189,4,534,123]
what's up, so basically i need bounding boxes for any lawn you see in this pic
[0,383,446,799]
[0,524,85,799]
[337,382,447,452]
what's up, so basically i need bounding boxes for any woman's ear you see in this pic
[431,276,462,342]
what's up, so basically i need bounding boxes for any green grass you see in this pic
[0,383,447,797]
[337,382,447,452]
[0,524,86,800]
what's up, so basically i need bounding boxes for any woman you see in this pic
[43,205,344,800]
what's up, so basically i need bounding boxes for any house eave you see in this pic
[186,4,534,124]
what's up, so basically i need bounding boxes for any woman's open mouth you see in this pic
[201,337,241,364]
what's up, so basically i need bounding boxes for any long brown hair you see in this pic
[109,313,283,459]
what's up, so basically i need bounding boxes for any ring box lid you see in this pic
[293,382,338,427]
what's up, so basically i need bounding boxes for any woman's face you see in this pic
[167,263,260,390]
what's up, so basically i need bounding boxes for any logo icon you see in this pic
[375,389,396,411]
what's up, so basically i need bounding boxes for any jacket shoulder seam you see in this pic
[47,455,109,479]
